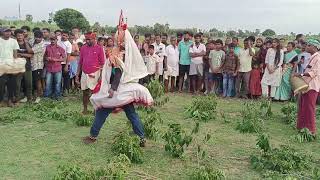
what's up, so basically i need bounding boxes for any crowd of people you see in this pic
[0,25,320,136]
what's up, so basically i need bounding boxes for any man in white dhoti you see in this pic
[82,13,153,147]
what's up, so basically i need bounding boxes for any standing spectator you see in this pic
[134,35,142,50]
[72,27,85,43]
[54,30,62,41]
[249,38,264,98]
[161,33,168,46]
[203,40,215,94]
[261,38,284,98]
[142,33,151,55]
[224,37,232,52]
[208,39,225,94]
[15,29,34,103]
[42,28,51,47]
[58,31,72,94]
[280,38,287,52]
[222,44,239,97]
[189,34,206,93]
[44,35,66,100]
[236,38,255,98]
[21,26,32,42]
[31,31,45,103]
[232,37,241,56]
[274,42,298,101]
[295,39,320,135]
[75,32,105,114]
[0,28,19,107]
[178,31,193,92]
[10,26,16,38]
[150,34,156,44]
[177,32,183,44]
[164,36,179,92]
[146,45,160,81]
[152,34,166,82]
[297,42,311,73]
[68,33,80,91]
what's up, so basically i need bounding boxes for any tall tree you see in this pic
[262,29,276,37]
[53,8,90,31]
[26,14,33,22]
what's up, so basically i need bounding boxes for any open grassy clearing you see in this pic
[0,94,319,180]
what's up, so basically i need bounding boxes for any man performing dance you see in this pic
[295,39,320,136]
[83,12,153,146]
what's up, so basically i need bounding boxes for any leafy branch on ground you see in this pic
[146,79,169,107]
[293,128,316,143]
[259,99,273,120]
[189,166,226,180]
[236,102,265,133]
[163,123,193,158]
[185,95,218,122]
[280,103,297,128]
[139,110,163,140]
[53,154,131,180]
[111,132,144,163]
[251,134,313,178]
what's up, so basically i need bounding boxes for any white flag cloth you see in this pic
[90,30,153,110]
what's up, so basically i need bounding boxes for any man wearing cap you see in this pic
[76,32,105,114]
[294,39,320,135]
[0,27,19,106]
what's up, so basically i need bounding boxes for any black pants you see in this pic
[62,65,70,92]
[0,74,17,102]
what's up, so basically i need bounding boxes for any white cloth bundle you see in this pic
[0,58,26,76]
[90,29,153,110]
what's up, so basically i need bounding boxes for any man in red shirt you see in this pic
[76,32,105,114]
[44,35,66,99]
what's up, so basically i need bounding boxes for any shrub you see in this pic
[111,132,144,163]
[280,103,297,128]
[185,95,218,122]
[190,166,225,180]
[294,128,316,143]
[236,103,264,133]
[163,123,192,158]
[140,111,163,140]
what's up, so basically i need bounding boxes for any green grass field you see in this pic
[0,94,319,180]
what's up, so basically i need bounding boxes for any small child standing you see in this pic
[208,39,225,95]
[146,45,160,82]
[221,44,239,97]
[249,38,263,98]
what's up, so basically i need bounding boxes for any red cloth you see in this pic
[84,32,96,40]
[78,44,105,74]
[297,90,318,134]
[249,68,262,96]
[44,45,66,73]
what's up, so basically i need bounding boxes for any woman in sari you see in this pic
[261,38,284,98]
[274,42,298,101]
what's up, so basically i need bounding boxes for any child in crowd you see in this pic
[146,45,160,82]
[203,40,215,94]
[208,39,225,95]
[222,44,239,97]
[249,38,263,98]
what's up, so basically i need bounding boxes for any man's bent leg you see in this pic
[90,108,113,138]
[123,103,145,138]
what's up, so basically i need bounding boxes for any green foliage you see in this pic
[74,114,93,127]
[140,111,163,140]
[259,99,273,120]
[53,154,131,180]
[163,124,193,158]
[25,14,33,22]
[185,95,218,122]
[251,135,312,177]
[53,165,89,180]
[294,128,316,143]
[190,166,225,180]
[236,102,264,133]
[262,29,276,37]
[111,132,144,163]
[53,8,90,31]
[146,80,164,99]
[256,134,271,153]
[281,103,297,128]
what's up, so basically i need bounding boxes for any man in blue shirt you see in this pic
[178,31,193,92]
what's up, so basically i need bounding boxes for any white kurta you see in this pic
[165,44,179,77]
[261,48,284,86]
[152,42,166,75]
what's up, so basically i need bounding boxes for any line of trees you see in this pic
[1,8,318,40]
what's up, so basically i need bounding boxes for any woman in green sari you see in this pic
[274,42,298,101]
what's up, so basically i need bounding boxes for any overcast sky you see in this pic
[1,0,320,34]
